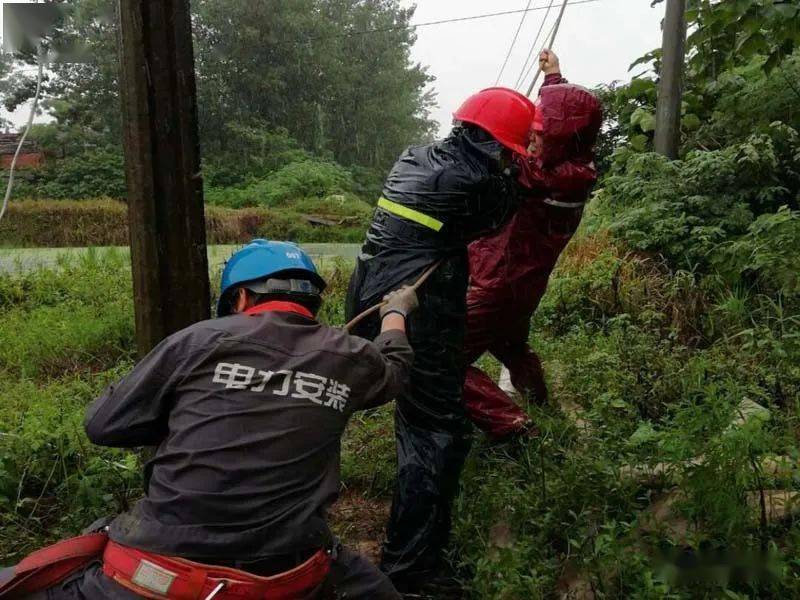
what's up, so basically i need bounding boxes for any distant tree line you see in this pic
[1,0,437,193]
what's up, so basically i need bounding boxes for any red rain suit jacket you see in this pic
[463,75,602,437]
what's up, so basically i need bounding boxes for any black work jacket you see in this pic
[84,307,413,560]
[355,131,518,308]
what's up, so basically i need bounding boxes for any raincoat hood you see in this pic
[535,83,602,166]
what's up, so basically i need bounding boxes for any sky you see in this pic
[402,0,665,136]
[0,0,665,134]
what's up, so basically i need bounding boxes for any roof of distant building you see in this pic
[0,133,40,156]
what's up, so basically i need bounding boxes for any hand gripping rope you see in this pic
[343,260,443,331]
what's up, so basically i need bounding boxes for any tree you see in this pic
[192,0,436,170]
[2,0,437,173]
[599,0,800,158]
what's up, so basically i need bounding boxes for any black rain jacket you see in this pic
[352,129,518,310]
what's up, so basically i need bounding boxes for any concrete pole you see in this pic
[654,0,686,160]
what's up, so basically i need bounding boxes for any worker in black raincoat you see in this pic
[344,87,537,593]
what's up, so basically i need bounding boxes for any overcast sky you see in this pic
[1,0,665,134]
[403,0,665,136]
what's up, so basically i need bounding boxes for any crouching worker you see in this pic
[0,239,417,600]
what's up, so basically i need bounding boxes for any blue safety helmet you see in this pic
[217,239,327,317]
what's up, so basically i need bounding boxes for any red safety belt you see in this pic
[0,534,331,599]
[0,532,108,598]
[103,540,331,599]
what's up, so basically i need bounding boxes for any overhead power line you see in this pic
[526,0,570,95]
[513,0,556,89]
[495,0,535,86]
[519,18,557,92]
[290,0,602,44]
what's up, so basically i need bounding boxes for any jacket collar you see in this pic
[243,301,315,320]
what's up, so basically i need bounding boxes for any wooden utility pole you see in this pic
[118,0,210,356]
[654,0,687,159]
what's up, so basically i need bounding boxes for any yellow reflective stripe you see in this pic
[377,197,444,232]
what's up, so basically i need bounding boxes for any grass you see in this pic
[450,236,800,598]
[1,235,799,599]
[0,248,358,561]
[0,244,361,274]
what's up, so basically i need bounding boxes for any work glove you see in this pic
[380,285,419,319]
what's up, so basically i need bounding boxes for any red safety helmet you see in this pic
[453,87,537,157]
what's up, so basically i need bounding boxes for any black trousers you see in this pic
[346,251,472,583]
[30,546,398,599]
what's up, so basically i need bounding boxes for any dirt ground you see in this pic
[328,489,391,564]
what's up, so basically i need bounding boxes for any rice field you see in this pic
[0,243,361,273]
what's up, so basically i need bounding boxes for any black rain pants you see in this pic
[345,250,472,584]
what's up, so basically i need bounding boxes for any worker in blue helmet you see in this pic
[216,239,328,317]
[9,240,417,599]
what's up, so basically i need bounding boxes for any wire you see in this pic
[520,18,558,92]
[0,49,43,224]
[526,0,569,96]
[513,0,556,90]
[495,0,535,86]
[290,0,601,45]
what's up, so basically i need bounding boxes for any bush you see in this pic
[205,159,358,209]
[717,206,800,297]
[0,149,127,200]
[591,123,800,297]
[203,126,312,187]
[455,233,800,599]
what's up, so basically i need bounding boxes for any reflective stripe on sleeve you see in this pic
[377,197,444,232]
[543,197,586,209]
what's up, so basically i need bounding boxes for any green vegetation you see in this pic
[2,1,800,597]
[0,250,137,555]
[454,234,800,598]
[2,225,798,598]
[441,20,792,596]
[0,252,351,560]
[1,0,433,206]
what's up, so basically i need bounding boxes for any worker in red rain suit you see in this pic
[462,51,603,440]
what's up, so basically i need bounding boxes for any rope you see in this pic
[495,0,535,86]
[526,0,569,96]
[343,260,443,331]
[0,50,44,224]
[513,0,556,90]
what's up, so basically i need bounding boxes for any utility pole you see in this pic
[654,0,686,159]
[118,0,210,356]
